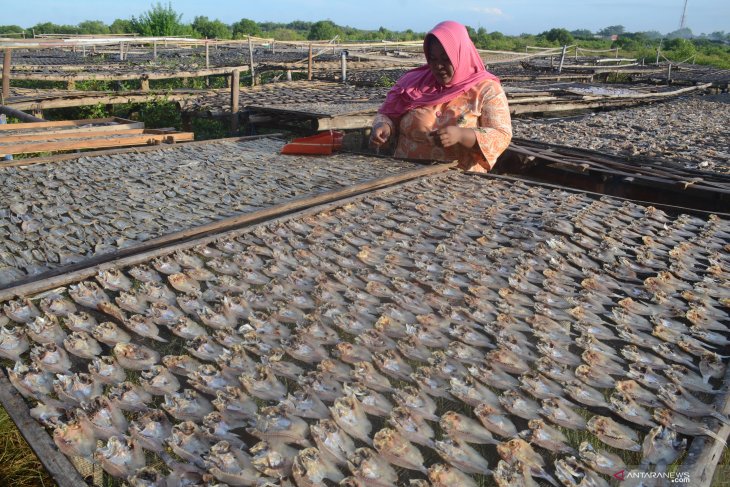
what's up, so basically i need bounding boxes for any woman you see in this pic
[370,21,512,172]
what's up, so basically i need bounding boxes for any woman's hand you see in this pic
[431,126,477,148]
[369,122,392,148]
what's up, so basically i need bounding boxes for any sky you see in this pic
[3,0,728,36]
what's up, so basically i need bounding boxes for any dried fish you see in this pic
[587,415,641,451]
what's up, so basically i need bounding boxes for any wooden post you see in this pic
[557,45,567,73]
[340,50,347,83]
[119,42,124,61]
[248,36,255,87]
[231,69,240,132]
[667,63,672,84]
[66,79,75,90]
[271,41,275,54]
[153,41,157,60]
[574,46,578,60]
[2,49,11,103]
[82,44,86,57]
[550,56,554,69]
[615,47,619,58]
[286,70,292,81]
[140,78,149,91]
[308,44,313,81]
[205,42,210,69]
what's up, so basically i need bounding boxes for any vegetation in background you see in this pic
[1,2,728,68]
[0,406,52,487]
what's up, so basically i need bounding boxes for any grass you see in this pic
[0,405,53,487]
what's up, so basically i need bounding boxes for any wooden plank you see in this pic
[0,133,281,168]
[2,49,10,102]
[231,69,240,132]
[1,65,251,82]
[681,362,730,486]
[0,370,87,487]
[0,127,146,143]
[7,90,209,111]
[0,131,193,154]
[0,116,138,131]
[317,114,376,130]
[0,162,454,299]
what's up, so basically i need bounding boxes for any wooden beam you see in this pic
[682,362,730,487]
[0,116,139,131]
[308,43,313,81]
[0,162,454,299]
[231,69,240,133]
[2,49,10,102]
[1,65,251,82]
[0,370,87,487]
[0,131,193,155]
[0,134,280,168]
[0,127,147,143]
[248,36,255,87]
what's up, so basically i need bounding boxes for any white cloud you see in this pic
[471,6,504,16]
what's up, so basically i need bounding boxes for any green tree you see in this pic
[598,25,625,36]
[570,29,593,39]
[231,18,261,38]
[110,19,133,34]
[130,2,187,36]
[541,28,574,45]
[667,27,693,39]
[192,16,232,39]
[0,25,25,36]
[78,20,110,35]
[31,22,79,35]
[307,20,342,40]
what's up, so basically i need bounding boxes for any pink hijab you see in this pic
[378,20,499,119]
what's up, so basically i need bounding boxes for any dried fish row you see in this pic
[0,137,419,285]
[1,171,728,486]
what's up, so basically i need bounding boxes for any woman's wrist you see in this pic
[460,127,477,148]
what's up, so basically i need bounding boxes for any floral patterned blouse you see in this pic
[373,78,512,172]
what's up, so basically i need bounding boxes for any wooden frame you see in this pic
[0,167,727,487]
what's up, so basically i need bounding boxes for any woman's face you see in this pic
[427,38,454,86]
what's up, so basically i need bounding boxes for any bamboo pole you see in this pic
[248,36,255,87]
[230,69,240,132]
[308,43,313,80]
[2,49,11,102]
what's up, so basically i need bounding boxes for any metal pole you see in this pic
[557,45,567,73]
[248,36,255,87]
[308,44,313,80]
[340,50,347,83]
[2,49,11,103]
[231,69,240,132]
